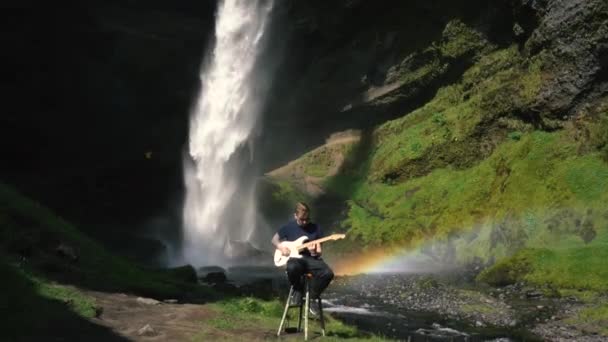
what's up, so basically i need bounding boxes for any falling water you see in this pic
[182,0,274,267]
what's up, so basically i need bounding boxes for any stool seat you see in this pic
[277,273,326,340]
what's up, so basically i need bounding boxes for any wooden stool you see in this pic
[277,273,326,340]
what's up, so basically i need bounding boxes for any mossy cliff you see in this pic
[264,0,608,295]
[0,182,215,339]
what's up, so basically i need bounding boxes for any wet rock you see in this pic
[137,297,161,305]
[526,290,543,298]
[55,243,78,261]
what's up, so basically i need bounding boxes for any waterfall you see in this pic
[182,0,274,267]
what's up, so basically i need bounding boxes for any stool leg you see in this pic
[277,286,293,337]
[304,283,310,341]
[318,297,326,336]
[297,296,303,332]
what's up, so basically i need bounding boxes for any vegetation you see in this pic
[193,296,386,341]
[1,182,379,340]
[265,20,608,295]
[0,181,221,340]
[0,182,212,300]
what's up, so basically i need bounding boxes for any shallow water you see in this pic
[225,267,539,341]
[322,273,538,342]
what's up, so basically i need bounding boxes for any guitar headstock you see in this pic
[328,234,346,240]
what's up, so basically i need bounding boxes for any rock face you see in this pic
[259,0,521,167]
[259,0,608,167]
[4,0,607,266]
[522,0,608,121]
[3,0,217,234]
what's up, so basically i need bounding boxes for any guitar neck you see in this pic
[296,236,337,250]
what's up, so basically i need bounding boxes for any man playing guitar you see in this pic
[271,202,334,314]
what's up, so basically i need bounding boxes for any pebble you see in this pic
[137,324,157,336]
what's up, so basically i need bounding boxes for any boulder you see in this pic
[202,272,227,284]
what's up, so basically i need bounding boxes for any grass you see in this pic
[34,274,98,318]
[192,297,387,341]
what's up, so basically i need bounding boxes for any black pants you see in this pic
[286,256,334,299]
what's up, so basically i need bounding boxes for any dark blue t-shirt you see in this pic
[278,220,323,256]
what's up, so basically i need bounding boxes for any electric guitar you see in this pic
[273,234,346,267]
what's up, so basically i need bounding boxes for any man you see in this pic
[271,202,334,315]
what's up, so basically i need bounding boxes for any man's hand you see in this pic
[272,233,290,256]
[308,243,321,256]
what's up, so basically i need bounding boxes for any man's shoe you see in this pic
[308,300,320,317]
[289,290,302,306]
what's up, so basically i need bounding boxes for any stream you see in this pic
[221,267,544,341]
[322,273,540,341]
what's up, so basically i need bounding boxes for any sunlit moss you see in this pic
[440,19,490,58]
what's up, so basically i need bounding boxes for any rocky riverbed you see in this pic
[322,272,607,342]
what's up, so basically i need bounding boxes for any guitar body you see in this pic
[274,236,309,267]
[273,233,346,267]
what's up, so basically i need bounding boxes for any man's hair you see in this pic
[294,202,310,217]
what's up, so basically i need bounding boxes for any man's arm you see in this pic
[271,233,281,248]
[272,233,290,256]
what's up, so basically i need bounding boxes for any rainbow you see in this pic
[331,247,421,275]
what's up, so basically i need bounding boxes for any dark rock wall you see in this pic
[523,0,608,121]
[258,0,521,170]
[3,0,216,229]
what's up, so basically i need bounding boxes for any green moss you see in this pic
[340,128,608,251]
[564,157,608,201]
[478,244,608,291]
[271,179,310,204]
[440,19,490,58]
[476,248,542,286]
[508,131,522,141]
[367,45,546,183]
